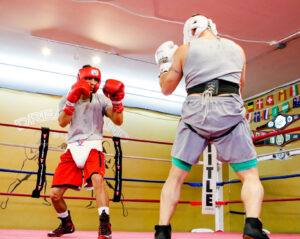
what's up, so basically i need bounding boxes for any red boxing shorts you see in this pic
[51,149,105,190]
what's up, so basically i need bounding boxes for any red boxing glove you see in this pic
[63,81,91,115]
[103,79,125,113]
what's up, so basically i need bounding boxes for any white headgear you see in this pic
[183,15,218,44]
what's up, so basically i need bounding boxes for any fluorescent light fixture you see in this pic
[123,85,185,103]
[0,63,75,96]
[0,63,184,114]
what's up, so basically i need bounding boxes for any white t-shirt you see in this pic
[58,93,112,143]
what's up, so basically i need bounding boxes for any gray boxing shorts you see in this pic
[171,94,257,165]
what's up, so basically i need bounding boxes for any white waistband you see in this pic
[67,139,103,169]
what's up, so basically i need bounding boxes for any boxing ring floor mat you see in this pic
[1,230,300,239]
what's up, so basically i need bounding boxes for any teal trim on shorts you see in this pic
[230,159,258,172]
[172,157,192,171]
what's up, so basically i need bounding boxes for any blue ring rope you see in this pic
[1,168,300,187]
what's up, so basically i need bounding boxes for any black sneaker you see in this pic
[243,218,269,239]
[98,211,112,239]
[48,211,75,237]
[154,225,171,239]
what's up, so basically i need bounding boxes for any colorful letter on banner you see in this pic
[278,89,287,101]
[256,98,263,109]
[262,108,268,120]
[246,113,252,123]
[293,96,300,108]
[247,102,254,112]
[202,143,217,215]
[266,94,274,106]
[290,85,298,97]
[282,101,289,113]
[272,106,279,117]
[254,111,260,122]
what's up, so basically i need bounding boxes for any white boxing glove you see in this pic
[155,41,178,75]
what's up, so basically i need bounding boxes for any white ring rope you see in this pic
[0,141,202,165]
[2,142,299,164]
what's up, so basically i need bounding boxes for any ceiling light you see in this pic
[42,47,51,56]
[92,56,101,64]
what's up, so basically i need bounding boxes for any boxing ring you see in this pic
[1,122,300,239]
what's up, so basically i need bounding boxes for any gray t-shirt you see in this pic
[183,37,244,91]
[58,93,112,143]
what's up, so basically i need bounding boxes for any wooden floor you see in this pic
[0,229,300,239]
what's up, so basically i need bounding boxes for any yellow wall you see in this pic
[1,82,299,234]
[0,88,215,232]
[228,81,300,234]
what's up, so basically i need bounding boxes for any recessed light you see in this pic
[92,56,101,64]
[42,47,51,56]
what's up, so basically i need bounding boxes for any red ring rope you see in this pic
[0,192,190,204]
[0,122,173,145]
[2,122,300,144]
[190,197,300,206]
[1,192,299,205]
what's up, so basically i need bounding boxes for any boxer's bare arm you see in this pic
[159,44,189,95]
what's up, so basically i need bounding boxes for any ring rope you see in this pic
[2,168,300,187]
[0,141,203,165]
[0,123,173,145]
[1,123,300,146]
[1,192,299,205]
[3,141,299,164]
[0,192,190,204]
[190,197,300,206]
[0,168,195,185]
[0,142,181,163]
[1,122,299,164]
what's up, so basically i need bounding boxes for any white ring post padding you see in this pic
[202,144,217,215]
[215,162,224,231]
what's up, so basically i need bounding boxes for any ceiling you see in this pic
[0,0,299,114]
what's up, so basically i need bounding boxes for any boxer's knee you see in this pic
[49,188,64,203]
[91,173,104,188]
